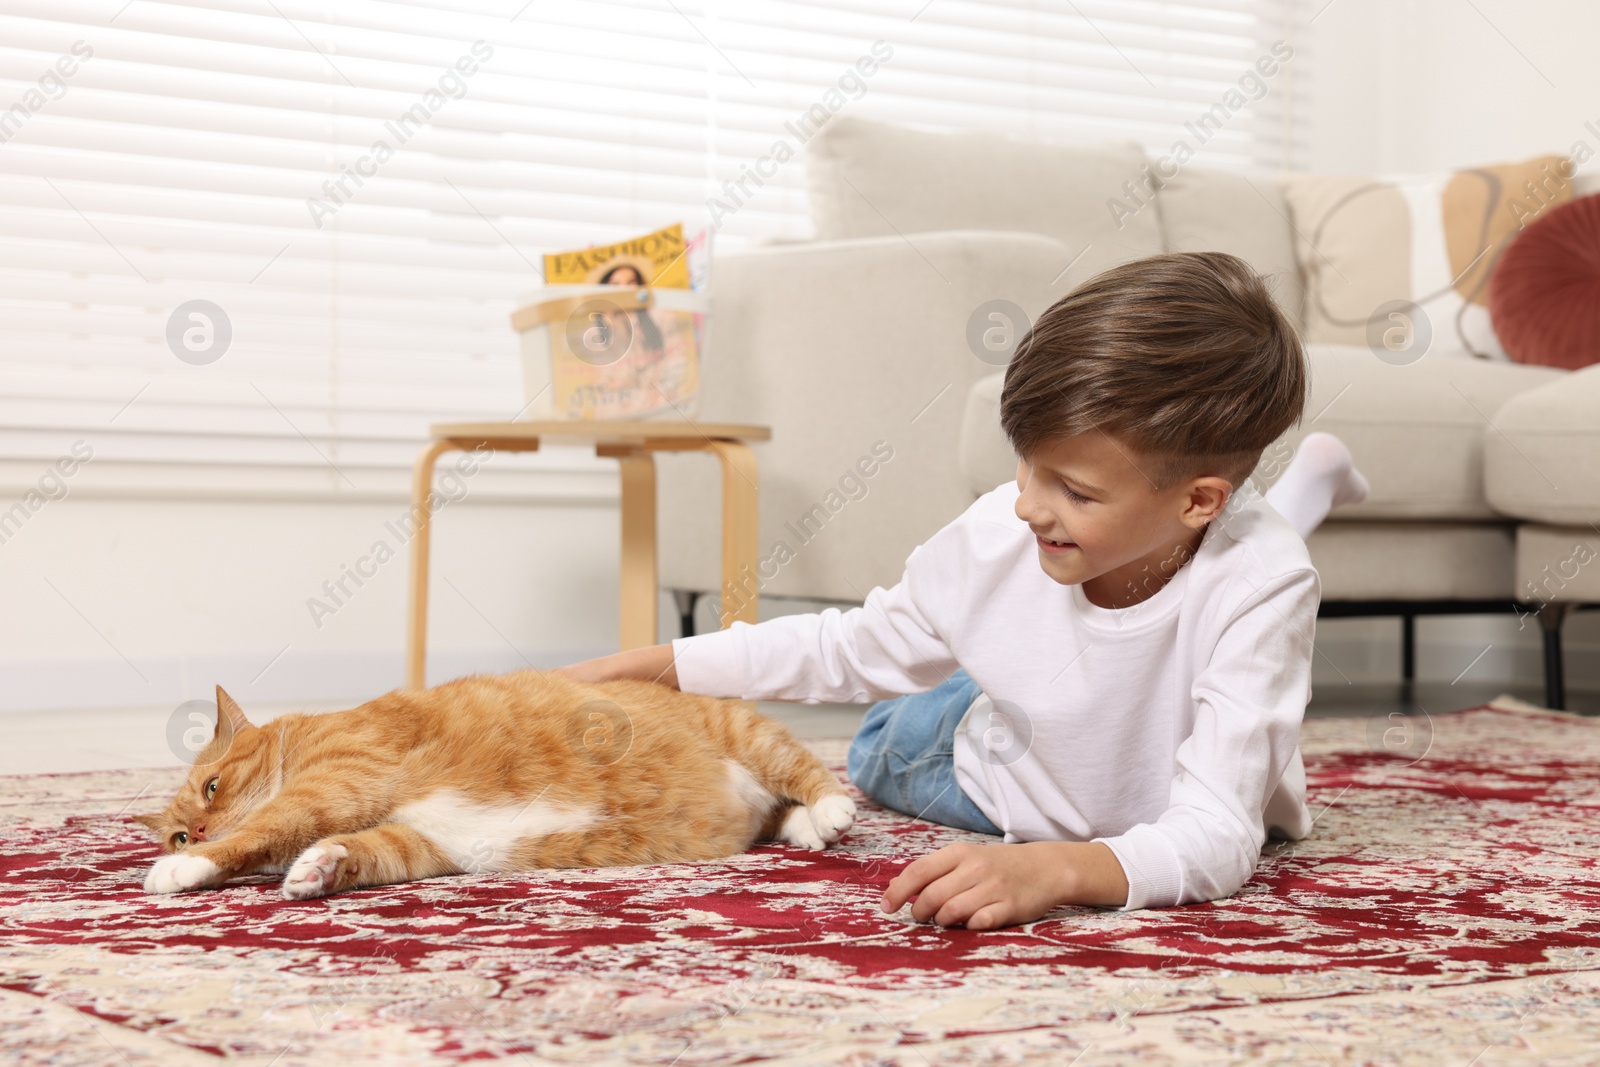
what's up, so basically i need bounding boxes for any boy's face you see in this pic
[1013,432,1232,609]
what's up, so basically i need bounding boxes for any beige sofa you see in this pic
[657,117,1599,708]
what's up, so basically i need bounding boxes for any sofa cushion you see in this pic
[1281,156,1575,360]
[1253,345,1565,521]
[805,116,1164,283]
[1156,164,1304,330]
[1485,362,1600,524]
[1307,521,1516,601]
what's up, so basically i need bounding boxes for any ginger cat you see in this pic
[134,670,855,898]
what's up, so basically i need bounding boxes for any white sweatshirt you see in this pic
[671,478,1319,910]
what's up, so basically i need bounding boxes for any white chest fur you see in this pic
[723,758,779,839]
[394,788,604,872]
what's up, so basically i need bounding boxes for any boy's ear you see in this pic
[1181,477,1233,528]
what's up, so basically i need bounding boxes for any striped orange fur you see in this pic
[133,670,854,898]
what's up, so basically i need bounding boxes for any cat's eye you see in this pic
[172,831,188,848]
[204,777,219,801]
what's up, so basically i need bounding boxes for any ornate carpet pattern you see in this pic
[3,696,1599,1065]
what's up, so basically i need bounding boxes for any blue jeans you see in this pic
[846,668,1003,835]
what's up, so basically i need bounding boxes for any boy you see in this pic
[561,252,1369,930]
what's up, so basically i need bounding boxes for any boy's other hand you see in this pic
[880,840,1128,929]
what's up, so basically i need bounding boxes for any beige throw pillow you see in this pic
[1282,156,1575,359]
[804,116,1165,282]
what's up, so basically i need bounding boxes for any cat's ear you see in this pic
[132,812,162,831]
[215,685,252,741]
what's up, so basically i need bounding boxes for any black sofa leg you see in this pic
[1540,604,1568,711]
[672,589,701,639]
[1400,613,1415,689]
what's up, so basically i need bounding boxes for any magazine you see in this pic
[542,221,694,289]
[534,222,707,420]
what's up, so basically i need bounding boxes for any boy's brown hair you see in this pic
[999,251,1306,490]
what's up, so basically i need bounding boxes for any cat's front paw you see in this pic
[776,804,826,850]
[808,794,856,844]
[144,853,223,894]
[283,843,348,900]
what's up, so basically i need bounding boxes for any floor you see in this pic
[3,679,1593,777]
[8,696,1600,1064]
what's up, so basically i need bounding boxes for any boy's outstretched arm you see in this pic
[559,643,679,688]
[561,487,988,709]
[880,840,1129,930]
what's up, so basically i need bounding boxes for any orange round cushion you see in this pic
[1489,193,1600,369]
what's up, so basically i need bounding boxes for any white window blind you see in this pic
[0,0,1309,500]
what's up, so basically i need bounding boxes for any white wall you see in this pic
[1308,0,1600,175]
[0,492,631,713]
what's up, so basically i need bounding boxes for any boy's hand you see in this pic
[880,840,1128,929]
[557,643,679,688]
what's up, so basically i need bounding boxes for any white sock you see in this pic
[1263,432,1370,539]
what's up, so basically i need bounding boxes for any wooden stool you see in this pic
[404,420,770,690]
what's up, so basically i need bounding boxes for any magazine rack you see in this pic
[508,286,654,333]
[510,284,709,422]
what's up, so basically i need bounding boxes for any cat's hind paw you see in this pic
[776,805,826,850]
[144,853,223,894]
[283,843,348,900]
[808,793,856,844]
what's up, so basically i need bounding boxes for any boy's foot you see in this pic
[1264,431,1369,538]
[1302,431,1370,509]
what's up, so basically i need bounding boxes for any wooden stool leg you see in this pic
[405,440,454,690]
[617,450,658,650]
[713,440,760,629]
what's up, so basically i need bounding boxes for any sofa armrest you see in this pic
[958,372,1017,497]
[656,229,1079,608]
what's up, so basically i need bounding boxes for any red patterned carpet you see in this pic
[4,696,1600,1065]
